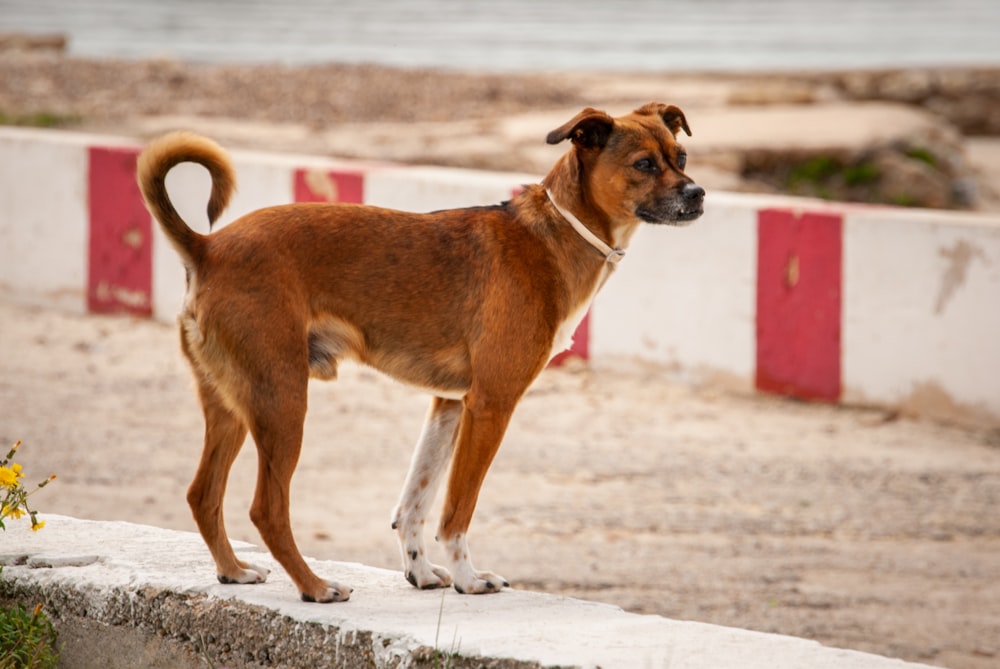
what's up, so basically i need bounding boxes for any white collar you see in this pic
[545,189,625,266]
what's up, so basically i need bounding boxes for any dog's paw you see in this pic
[217,562,269,585]
[452,569,509,595]
[404,561,453,590]
[439,533,507,594]
[300,580,352,603]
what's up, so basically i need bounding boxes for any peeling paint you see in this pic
[901,380,1000,428]
[934,239,988,315]
[120,226,144,250]
[303,169,340,202]
[94,280,150,309]
[844,379,1000,429]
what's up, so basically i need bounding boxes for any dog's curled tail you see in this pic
[136,131,236,267]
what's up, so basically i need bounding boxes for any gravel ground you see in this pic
[1,50,582,127]
[5,50,1000,210]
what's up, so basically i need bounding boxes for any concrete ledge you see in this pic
[1,516,932,669]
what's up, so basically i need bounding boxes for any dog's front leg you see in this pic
[437,391,515,594]
[392,396,462,589]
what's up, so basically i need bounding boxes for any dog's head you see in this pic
[546,102,705,227]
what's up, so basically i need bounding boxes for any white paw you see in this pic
[395,516,452,589]
[217,562,269,585]
[441,533,508,594]
[404,553,453,590]
[301,580,353,603]
[452,568,509,595]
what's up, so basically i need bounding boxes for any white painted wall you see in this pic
[842,210,1000,419]
[2,127,998,424]
[592,192,759,386]
[0,129,91,311]
[365,165,533,211]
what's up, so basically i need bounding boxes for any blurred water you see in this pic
[1,0,999,72]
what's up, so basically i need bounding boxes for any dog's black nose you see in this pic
[683,183,705,202]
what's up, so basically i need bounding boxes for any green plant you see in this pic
[0,603,59,669]
[905,146,938,167]
[195,633,225,669]
[429,590,461,669]
[0,441,60,667]
[0,111,82,128]
[842,161,880,186]
[787,155,840,189]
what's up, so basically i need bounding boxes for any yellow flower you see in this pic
[31,519,45,532]
[11,462,23,478]
[2,505,25,520]
[0,466,17,488]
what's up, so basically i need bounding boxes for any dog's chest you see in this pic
[549,304,588,361]
[547,272,606,361]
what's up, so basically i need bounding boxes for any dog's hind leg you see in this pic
[391,396,462,589]
[186,372,270,585]
[245,357,352,603]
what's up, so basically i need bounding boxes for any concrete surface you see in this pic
[0,515,936,669]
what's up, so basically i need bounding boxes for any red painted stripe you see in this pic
[293,168,365,203]
[87,146,153,316]
[756,208,842,402]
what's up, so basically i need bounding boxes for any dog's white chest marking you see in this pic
[550,302,588,360]
[548,275,605,361]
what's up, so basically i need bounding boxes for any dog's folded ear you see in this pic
[635,102,693,138]
[661,104,692,138]
[546,108,615,149]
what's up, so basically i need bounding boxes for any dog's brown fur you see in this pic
[137,103,704,602]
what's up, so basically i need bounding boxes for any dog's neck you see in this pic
[545,189,625,266]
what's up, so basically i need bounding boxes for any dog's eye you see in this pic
[676,152,688,170]
[633,158,658,174]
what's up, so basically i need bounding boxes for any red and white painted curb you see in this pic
[2,127,998,425]
[756,208,843,402]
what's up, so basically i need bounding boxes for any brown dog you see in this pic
[136,103,704,602]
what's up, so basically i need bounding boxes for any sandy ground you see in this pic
[2,299,999,668]
[3,49,1000,667]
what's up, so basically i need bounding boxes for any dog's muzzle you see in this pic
[637,182,706,226]
[675,183,706,223]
